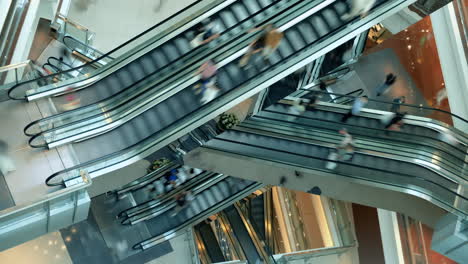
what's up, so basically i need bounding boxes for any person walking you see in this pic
[341,96,368,122]
[341,0,377,20]
[194,60,218,95]
[376,73,397,96]
[190,21,220,48]
[171,191,195,216]
[384,112,406,131]
[239,24,283,67]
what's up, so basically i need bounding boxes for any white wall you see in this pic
[431,3,468,131]
[0,0,12,32]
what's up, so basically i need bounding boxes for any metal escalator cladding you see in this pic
[224,205,263,264]
[141,177,255,240]
[24,0,299,139]
[204,128,468,217]
[45,0,401,185]
[195,222,226,263]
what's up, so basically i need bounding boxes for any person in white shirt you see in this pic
[341,0,376,20]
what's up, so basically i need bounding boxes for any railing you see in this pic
[7,0,220,100]
[55,13,95,49]
[0,171,91,251]
[273,245,356,263]
[300,87,468,134]
[0,60,37,90]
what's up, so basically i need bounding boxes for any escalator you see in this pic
[224,204,269,263]
[128,174,262,250]
[194,221,227,263]
[10,0,297,106]
[40,0,414,186]
[25,0,324,145]
[192,104,468,220]
[62,35,113,67]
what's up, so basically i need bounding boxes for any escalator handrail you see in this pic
[115,162,178,196]
[118,171,214,219]
[43,0,403,186]
[301,88,468,128]
[326,88,364,104]
[237,118,466,183]
[203,138,468,219]
[23,0,293,139]
[269,102,467,158]
[62,35,112,60]
[132,181,264,250]
[122,173,227,224]
[7,0,207,100]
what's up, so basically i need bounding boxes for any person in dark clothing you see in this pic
[390,96,406,113]
[376,73,397,96]
[384,112,406,130]
[171,191,194,216]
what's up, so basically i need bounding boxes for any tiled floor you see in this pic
[0,100,76,205]
[0,231,73,264]
[67,0,201,53]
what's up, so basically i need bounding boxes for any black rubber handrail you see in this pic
[301,89,468,126]
[207,136,468,204]
[244,114,465,180]
[63,35,112,60]
[269,102,467,157]
[23,0,290,139]
[326,88,364,104]
[43,0,391,186]
[7,0,204,100]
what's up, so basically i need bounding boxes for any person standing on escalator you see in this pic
[341,95,368,122]
[171,191,195,216]
[341,0,377,20]
[239,24,284,67]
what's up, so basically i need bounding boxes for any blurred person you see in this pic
[341,95,368,122]
[60,87,81,111]
[326,129,355,170]
[434,88,448,107]
[194,60,218,96]
[147,179,165,199]
[200,83,220,105]
[289,98,306,116]
[376,73,397,97]
[0,140,15,175]
[337,128,356,160]
[341,0,376,20]
[171,191,195,216]
[390,96,406,113]
[384,112,406,131]
[190,21,220,48]
[239,24,284,67]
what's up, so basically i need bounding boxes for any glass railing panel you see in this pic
[0,61,35,90]
[0,174,90,251]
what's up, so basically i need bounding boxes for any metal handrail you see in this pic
[0,60,31,73]
[7,0,214,100]
[301,88,468,127]
[0,171,90,218]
